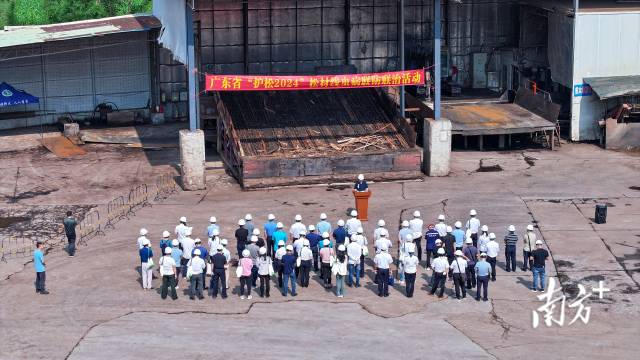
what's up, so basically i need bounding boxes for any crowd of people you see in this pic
[134,209,549,301]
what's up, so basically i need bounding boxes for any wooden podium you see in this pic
[352,189,372,221]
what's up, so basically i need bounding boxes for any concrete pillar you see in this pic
[63,123,79,137]
[423,118,451,176]
[179,129,206,190]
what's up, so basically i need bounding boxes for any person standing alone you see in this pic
[529,240,549,292]
[33,240,48,294]
[63,211,77,257]
[504,225,518,272]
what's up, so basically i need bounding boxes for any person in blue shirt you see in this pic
[33,241,48,294]
[169,239,183,288]
[281,245,297,297]
[333,222,347,245]
[264,214,277,257]
[192,239,208,290]
[354,174,369,192]
[306,225,322,271]
[272,222,287,253]
[452,221,465,250]
[206,217,219,239]
[159,231,172,257]
[424,224,439,269]
[474,253,492,301]
[316,213,332,237]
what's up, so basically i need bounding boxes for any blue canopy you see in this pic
[0,82,39,108]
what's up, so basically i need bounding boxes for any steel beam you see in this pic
[434,0,441,120]
[186,1,199,131]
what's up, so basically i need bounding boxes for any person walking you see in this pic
[529,240,549,292]
[429,248,449,298]
[238,249,253,299]
[272,222,287,253]
[306,225,322,272]
[522,224,537,271]
[450,250,468,300]
[235,219,249,258]
[139,239,153,290]
[424,224,439,269]
[462,238,478,289]
[452,221,465,251]
[504,225,518,272]
[373,245,393,297]
[264,214,277,258]
[345,210,361,237]
[281,245,298,296]
[434,214,447,237]
[159,247,178,300]
[274,240,286,288]
[247,236,260,287]
[346,235,362,287]
[333,244,348,298]
[169,239,183,288]
[477,225,490,254]
[33,240,48,294]
[316,213,332,238]
[474,253,492,301]
[257,247,273,297]
[63,211,77,257]
[290,214,306,240]
[403,247,419,298]
[409,211,424,261]
[465,209,481,247]
[299,239,313,287]
[188,249,206,300]
[319,239,334,288]
[210,245,228,299]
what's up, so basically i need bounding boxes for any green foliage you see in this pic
[12,0,49,25]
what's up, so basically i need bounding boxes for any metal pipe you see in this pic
[186,1,199,131]
[399,0,405,118]
[345,0,351,65]
[434,0,441,120]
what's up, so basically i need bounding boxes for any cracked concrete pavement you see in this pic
[0,141,639,359]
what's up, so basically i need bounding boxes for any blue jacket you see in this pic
[333,227,347,244]
[273,230,287,252]
[354,181,368,191]
[306,232,322,249]
[425,229,439,250]
[192,245,208,260]
[264,221,277,237]
[281,254,296,274]
[139,247,153,262]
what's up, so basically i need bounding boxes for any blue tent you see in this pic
[0,82,39,108]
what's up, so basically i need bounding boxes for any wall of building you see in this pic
[571,11,640,141]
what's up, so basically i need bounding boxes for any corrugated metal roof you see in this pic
[0,14,160,49]
[584,76,640,99]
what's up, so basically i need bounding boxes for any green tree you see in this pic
[11,0,49,25]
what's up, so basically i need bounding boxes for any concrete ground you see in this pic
[0,136,639,359]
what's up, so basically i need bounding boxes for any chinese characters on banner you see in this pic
[205,69,425,91]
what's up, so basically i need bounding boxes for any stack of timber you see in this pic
[213,88,422,189]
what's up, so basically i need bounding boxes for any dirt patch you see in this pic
[629,186,640,191]
[7,187,58,203]
[0,216,30,229]
[302,202,318,206]
[546,199,562,203]
[621,285,639,294]
[476,160,503,172]
[524,155,537,167]
[581,274,605,282]
[555,259,575,268]
[326,184,350,191]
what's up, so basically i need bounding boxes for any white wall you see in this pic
[571,11,640,141]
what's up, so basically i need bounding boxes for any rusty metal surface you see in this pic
[79,124,185,146]
[40,136,86,157]
[585,76,640,100]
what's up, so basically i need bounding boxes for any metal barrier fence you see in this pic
[1,173,179,261]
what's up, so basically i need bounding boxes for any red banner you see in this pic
[205,69,424,91]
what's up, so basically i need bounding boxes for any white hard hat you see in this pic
[322,232,330,239]
[489,233,496,239]
[242,249,250,257]
[320,213,327,220]
[278,240,285,246]
[337,219,345,227]
[338,244,346,251]
[345,237,350,243]
[323,239,330,246]
[162,230,170,238]
[435,239,442,244]
[299,230,307,237]
[438,214,445,221]
[252,228,260,235]
[185,228,192,236]
[413,210,421,217]
[286,245,293,251]
[259,247,267,255]
[405,234,414,242]
[350,210,358,217]
[378,219,385,227]
[193,249,201,256]
[142,238,150,246]
[212,229,220,236]
[527,224,534,231]
[165,247,172,254]
[380,229,388,237]
[179,216,187,223]
[437,248,445,255]
[446,226,453,233]
[210,216,217,223]
[380,244,388,252]
[308,224,316,231]
[194,238,201,243]
[221,239,228,245]
[250,235,258,242]
[481,225,488,232]
[480,252,487,257]
[276,222,284,228]
[470,209,477,216]
[268,214,276,220]
[238,219,246,226]
[465,238,473,244]
[217,245,224,251]
[357,227,364,234]
[455,250,463,256]
[402,220,409,227]
[172,239,179,246]
[245,214,252,221]
[139,228,148,236]
[508,225,516,232]
[294,214,302,221]
[357,174,364,181]
[454,221,462,228]
[535,240,543,245]
[303,239,310,247]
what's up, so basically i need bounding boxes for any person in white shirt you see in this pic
[159,247,177,300]
[450,250,468,300]
[409,211,424,261]
[289,214,306,240]
[477,225,490,253]
[429,248,449,298]
[221,239,231,289]
[346,238,362,287]
[355,227,369,279]
[180,229,195,280]
[208,229,221,257]
[274,240,287,288]
[434,214,447,237]
[403,248,419,298]
[375,233,392,254]
[374,245,393,297]
[373,219,387,242]
[137,228,149,249]
[345,210,362,236]
[398,220,412,250]
[465,209,481,247]
[293,232,306,255]
[398,234,415,285]
[299,239,314,287]
[485,233,499,281]
[175,216,189,242]
[188,249,206,300]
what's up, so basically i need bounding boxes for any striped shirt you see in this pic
[504,233,518,246]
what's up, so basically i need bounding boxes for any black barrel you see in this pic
[595,204,607,224]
